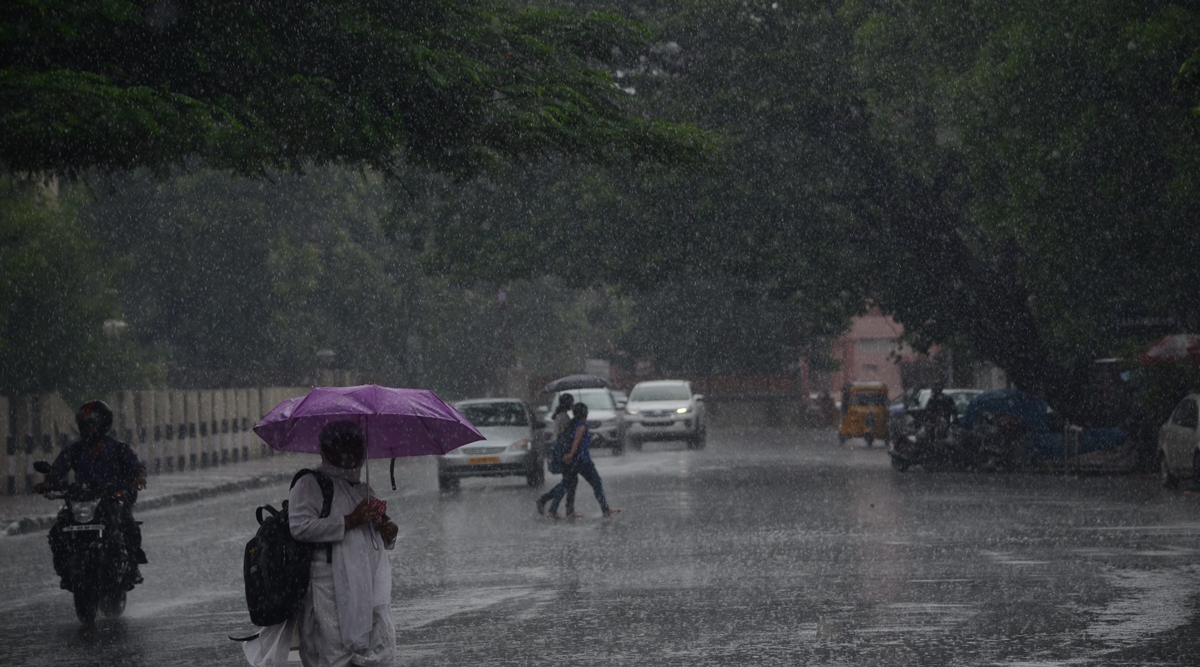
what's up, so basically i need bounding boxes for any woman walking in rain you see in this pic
[542,403,619,519]
[536,393,578,518]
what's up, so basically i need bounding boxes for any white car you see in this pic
[621,380,707,450]
[543,388,625,455]
[437,399,545,491]
[1158,393,1200,488]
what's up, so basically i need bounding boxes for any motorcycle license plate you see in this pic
[467,456,501,465]
[63,524,103,534]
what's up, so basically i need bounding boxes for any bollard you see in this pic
[2,396,11,496]
[152,389,167,474]
[184,390,200,470]
[13,396,34,494]
[199,390,213,468]
[215,389,229,465]
[168,390,185,473]
[134,390,153,473]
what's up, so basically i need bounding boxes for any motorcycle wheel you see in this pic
[100,589,127,618]
[74,587,99,627]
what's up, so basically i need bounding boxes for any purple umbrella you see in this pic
[254,385,485,490]
[254,385,483,457]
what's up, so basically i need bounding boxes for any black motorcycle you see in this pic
[888,417,977,472]
[34,461,139,627]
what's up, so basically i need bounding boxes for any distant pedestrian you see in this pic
[536,393,578,518]
[543,403,619,519]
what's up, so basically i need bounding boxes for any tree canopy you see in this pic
[1,0,711,177]
[405,0,1200,421]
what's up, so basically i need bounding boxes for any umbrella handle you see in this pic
[365,457,379,551]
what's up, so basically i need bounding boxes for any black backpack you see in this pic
[242,469,334,627]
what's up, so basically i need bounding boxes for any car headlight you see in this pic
[676,407,690,414]
[508,439,531,452]
[625,407,639,416]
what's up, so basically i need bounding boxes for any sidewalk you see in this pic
[1,452,321,537]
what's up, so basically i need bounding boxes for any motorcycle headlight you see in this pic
[508,439,531,452]
[71,500,99,523]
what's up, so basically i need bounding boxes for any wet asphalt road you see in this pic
[2,426,1200,666]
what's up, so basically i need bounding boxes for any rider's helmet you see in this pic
[76,400,114,440]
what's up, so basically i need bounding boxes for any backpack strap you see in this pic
[290,469,336,563]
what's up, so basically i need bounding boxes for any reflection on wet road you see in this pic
[1,427,1199,665]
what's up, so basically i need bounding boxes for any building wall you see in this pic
[827,309,931,398]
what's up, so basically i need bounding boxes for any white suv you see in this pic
[621,380,707,450]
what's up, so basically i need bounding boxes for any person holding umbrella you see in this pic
[290,421,396,667]
[246,385,485,667]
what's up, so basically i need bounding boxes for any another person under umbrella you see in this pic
[545,403,619,519]
[291,421,397,667]
[536,393,579,518]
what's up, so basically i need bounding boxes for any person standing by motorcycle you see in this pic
[35,400,148,591]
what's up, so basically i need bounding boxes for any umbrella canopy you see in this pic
[253,385,484,458]
[1140,334,1200,366]
[540,374,612,394]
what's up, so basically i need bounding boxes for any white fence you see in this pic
[2,387,309,495]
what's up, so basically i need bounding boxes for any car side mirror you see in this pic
[694,394,704,402]
[33,460,52,475]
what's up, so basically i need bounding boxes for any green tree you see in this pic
[1,0,709,177]
[0,179,156,398]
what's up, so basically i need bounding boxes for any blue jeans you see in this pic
[548,460,609,514]
[538,477,575,514]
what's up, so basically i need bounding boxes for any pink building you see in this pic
[826,309,934,398]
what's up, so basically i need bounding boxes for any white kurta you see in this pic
[243,467,395,667]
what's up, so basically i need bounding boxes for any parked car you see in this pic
[621,380,707,450]
[956,389,1132,472]
[437,399,545,491]
[916,388,985,415]
[544,388,625,455]
[1157,393,1200,488]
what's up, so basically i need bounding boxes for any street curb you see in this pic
[2,472,295,537]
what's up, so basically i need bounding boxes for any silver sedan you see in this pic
[437,399,545,491]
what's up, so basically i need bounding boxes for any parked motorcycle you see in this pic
[970,412,1029,472]
[888,417,977,472]
[33,460,140,627]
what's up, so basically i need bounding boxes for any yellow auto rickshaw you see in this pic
[837,382,889,446]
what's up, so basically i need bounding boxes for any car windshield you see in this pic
[456,402,528,427]
[630,385,690,401]
[849,391,887,407]
[949,392,981,412]
[557,390,615,411]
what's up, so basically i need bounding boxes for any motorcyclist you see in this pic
[35,400,148,591]
[922,382,957,431]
